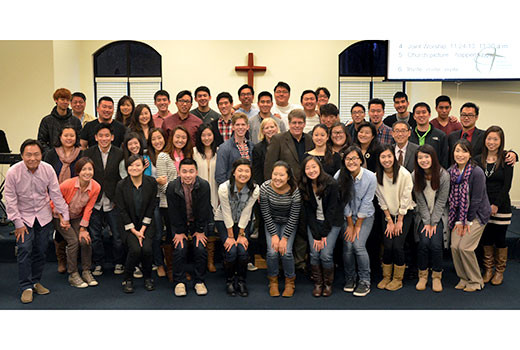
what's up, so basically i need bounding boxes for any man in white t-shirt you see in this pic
[270,81,301,125]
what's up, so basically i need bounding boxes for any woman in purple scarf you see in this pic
[448,139,490,292]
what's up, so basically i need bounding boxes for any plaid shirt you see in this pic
[218,118,233,142]
[377,123,393,145]
[236,140,250,160]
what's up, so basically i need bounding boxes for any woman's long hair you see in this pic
[146,128,167,166]
[271,160,297,194]
[376,144,399,185]
[311,124,334,167]
[115,95,135,126]
[228,158,255,195]
[194,124,217,159]
[481,125,505,169]
[164,125,193,159]
[129,104,155,134]
[122,132,144,162]
[414,144,441,192]
[338,145,362,205]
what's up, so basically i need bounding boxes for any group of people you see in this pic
[3,84,515,304]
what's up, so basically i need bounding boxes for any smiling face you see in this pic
[271,165,289,189]
[94,127,114,149]
[274,86,290,106]
[71,96,85,115]
[301,92,317,113]
[413,106,431,127]
[120,100,133,118]
[312,126,329,148]
[176,94,192,115]
[368,103,384,125]
[262,120,278,141]
[78,162,94,182]
[331,125,347,147]
[239,87,253,108]
[97,100,114,122]
[345,150,362,174]
[393,97,409,114]
[317,90,329,107]
[357,126,374,146]
[320,114,338,129]
[233,117,249,138]
[217,97,233,117]
[195,91,210,109]
[127,138,141,155]
[154,95,171,113]
[201,127,214,147]
[460,107,478,129]
[234,164,252,185]
[258,95,273,115]
[55,97,70,112]
[179,163,197,185]
[351,106,366,124]
[391,124,411,146]
[485,131,502,153]
[172,129,188,150]
[379,149,395,170]
[127,158,145,178]
[289,117,305,138]
[304,159,321,181]
[417,151,432,171]
[60,128,76,148]
[453,144,471,167]
[139,107,151,126]
[150,130,165,152]
[22,144,42,172]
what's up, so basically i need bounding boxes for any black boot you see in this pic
[223,261,236,296]
[236,259,249,297]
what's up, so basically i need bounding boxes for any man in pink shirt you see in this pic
[161,90,202,142]
[4,139,70,303]
[152,90,173,129]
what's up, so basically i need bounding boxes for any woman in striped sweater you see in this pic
[260,161,301,298]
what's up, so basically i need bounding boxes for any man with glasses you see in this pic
[271,81,301,125]
[235,84,259,119]
[409,102,449,168]
[161,90,202,142]
[347,103,367,140]
[391,120,418,173]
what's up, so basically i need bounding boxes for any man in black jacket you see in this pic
[37,88,82,154]
[83,123,125,276]
[383,91,416,130]
[167,158,212,297]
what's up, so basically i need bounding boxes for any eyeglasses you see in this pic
[240,93,252,97]
[393,129,409,134]
[345,156,361,162]
[352,111,365,115]
[460,113,476,118]
[275,90,289,95]
[177,100,192,104]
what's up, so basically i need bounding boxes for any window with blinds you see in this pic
[339,78,405,123]
[93,41,162,117]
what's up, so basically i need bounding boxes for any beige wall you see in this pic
[0,40,518,203]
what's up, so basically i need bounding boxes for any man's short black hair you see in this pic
[368,98,385,110]
[413,102,431,114]
[320,103,339,116]
[216,92,233,104]
[274,81,291,93]
[258,91,273,101]
[179,157,198,170]
[194,86,211,97]
[460,102,479,116]
[435,95,452,107]
[154,90,170,101]
[351,102,366,113]
[72,92,86,101]
[95,122,113,135]
[176,90,192,103]
[300,90,317,103]
[393,91,408,102]
[98,96,114,106]
[315,87,331,98]
[20,139,43,155]
[238,84,254,97]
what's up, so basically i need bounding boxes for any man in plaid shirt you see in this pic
[208,92,235,147]
[368,98,393,145]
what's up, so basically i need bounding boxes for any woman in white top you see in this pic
[192,124,219,273]
[375,144,414,291]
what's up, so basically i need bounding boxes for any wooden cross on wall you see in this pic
[235,53,266,87]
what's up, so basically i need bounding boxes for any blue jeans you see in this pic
[216,221,251,263]
[89,207,124,266]
[152,198,164,266]
[307,224,341,269]
[417,220,444,272]
[265,223,296,278]
[16,219,53,291]
[343,216,374,284]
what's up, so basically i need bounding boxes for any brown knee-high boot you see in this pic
[482,245,495,283]
[206,236,218,273]
[491,247,508,285]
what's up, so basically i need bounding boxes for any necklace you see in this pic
[485,162,496,178]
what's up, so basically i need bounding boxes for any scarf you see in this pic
[448,163,473,230]
[55,146,81,184]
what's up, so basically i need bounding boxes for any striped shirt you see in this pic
[259,180,301,239]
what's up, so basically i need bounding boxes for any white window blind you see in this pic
[339,80,371,124]
[373,81,406,115]
[95,77,162,117]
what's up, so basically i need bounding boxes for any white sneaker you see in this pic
[174,283,187,297]
[247,262,258,271]
[133,266,143,278]
[114,264,124,275]
[92,265,103,276]
[194,282,208,296]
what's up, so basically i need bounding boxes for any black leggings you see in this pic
[382,213,413,266]
[480,223,508,248]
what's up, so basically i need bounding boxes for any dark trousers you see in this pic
[366,206,384,277]
[216,221,250,263]
[89,207,124,266]
[293,207,308,270]
[152,199,165,267]
[417,220,444,272]
[481,223,508,248]
[172,222,208,284]
[16,219,53,291]
[382,213,413,266]
[124,231,153,280]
